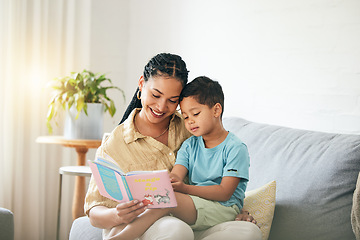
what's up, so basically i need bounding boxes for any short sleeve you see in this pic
[223,143,249,181]
[174,139,191,170]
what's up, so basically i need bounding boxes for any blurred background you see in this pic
[1,0,360,239]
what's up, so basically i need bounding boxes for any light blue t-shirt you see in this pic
[175,132,250,209]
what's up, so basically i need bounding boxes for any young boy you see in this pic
[113,76,250,240]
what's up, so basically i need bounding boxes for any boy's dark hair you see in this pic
[119,53,189,124]
[180,76,224,118]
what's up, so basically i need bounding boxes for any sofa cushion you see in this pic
[224,117,360,240]
[243,181,276,240]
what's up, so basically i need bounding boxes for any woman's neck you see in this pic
[135,110,171,139]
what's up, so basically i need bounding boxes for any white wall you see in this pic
[91,0,360,134]
[89,0,130,132]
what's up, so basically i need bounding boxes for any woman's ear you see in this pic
[213,103,222,118]
[138,76,145,91]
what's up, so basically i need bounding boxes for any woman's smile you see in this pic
[150,108,166,118]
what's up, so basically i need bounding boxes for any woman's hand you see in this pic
[235,210,257,225]
[114,200,147,224]
[89,201,146,229]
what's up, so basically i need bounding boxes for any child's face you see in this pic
[180,96,218,137]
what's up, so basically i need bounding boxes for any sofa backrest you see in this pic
[223,117,360,240]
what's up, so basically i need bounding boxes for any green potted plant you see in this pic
[46,69,125,139]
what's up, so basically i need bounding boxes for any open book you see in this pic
[88,157,177,208]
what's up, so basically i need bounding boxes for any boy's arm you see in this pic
[169,164,188,181]
[174,176,240,202]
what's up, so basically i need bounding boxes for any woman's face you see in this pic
[139,75,183,125]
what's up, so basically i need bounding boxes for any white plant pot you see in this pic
[64,103,104,139]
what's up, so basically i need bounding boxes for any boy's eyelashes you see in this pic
[183,112,201,120]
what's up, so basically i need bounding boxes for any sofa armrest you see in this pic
[0,207,14,240]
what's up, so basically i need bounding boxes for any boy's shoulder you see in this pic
[227,131,241,141]
[183,135,201,145]
[225,131,247,148]
[182,132,247,150]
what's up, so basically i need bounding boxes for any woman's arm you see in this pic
[88,200,146,229]
[171,175,240,202]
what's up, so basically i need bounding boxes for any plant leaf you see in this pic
[46,104,55,121]
[75,95,85,119]
[108,100,116,117]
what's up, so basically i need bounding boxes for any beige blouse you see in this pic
[84,108,191,214]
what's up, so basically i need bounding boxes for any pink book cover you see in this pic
[88,159,177,208]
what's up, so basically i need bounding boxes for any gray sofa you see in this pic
[0,207,14,240]
[70,117,360,240]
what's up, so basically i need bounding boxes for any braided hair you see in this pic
[119,53,189,124]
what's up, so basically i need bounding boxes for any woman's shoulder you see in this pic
[172,110,184,125]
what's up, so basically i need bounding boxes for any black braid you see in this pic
[119,53,188,124]
[143,53,188,82]
[119,87,142,124]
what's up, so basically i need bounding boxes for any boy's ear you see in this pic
[213,103,222,118]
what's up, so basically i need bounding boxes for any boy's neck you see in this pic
[202,124,228,149]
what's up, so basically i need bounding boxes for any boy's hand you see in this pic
[235,210,257,225]
[170,174,188,193]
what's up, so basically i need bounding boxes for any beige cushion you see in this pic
[243,181,276,240]
[352,172,360,240]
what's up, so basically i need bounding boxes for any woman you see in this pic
[84,53,261,240]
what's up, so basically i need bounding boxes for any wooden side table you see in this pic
[36,136,102,220]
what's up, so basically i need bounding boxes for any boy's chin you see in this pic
[188,131,201,137]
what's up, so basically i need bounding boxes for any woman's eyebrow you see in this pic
[153,88,163,94]
[153,88,180,99]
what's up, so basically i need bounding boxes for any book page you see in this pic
[125,170,177,208]
[94,156,125,175]
[89,161,131,203]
